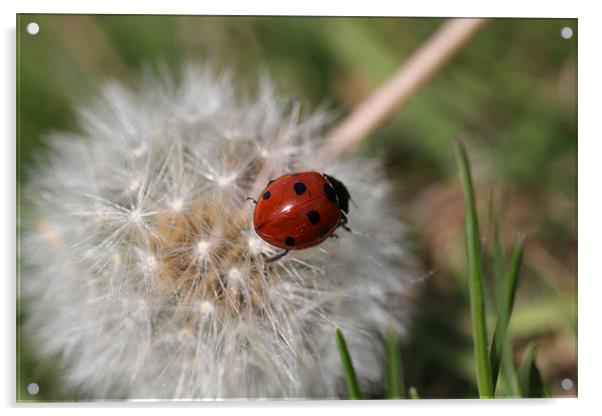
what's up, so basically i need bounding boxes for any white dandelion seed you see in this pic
[196,240,211,257]
[21,64,416,399]
[169,198,184,212]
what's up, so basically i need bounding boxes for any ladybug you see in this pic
[252,171,352,262]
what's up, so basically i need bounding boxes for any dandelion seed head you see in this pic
[128,178,141,193]
[196,240,211,257]
[170,198,184,212]
[246,234,267,255]
[129,209,143,224]
[216,173,236,187]
[228,267,244,282]
[200,301,215,315]
[144,254,157,271]
[131,143,147,159]
[259,147,270,159]
[22,64,416,399]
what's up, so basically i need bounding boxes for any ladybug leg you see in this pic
[330,233,339,239]
[265,249,289,263]
[340,212,352,233]
[246,197,257,204]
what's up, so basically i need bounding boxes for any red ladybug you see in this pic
[252,171,351,262]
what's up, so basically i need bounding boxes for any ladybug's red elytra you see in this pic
[252,171,352,262]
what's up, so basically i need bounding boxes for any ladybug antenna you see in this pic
[323,173,352,214]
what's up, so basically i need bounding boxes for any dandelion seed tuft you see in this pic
[22,64,415,399]
[170,198,184,212]
[228,267,243,282]
[129,209,143,224]
[200,301,215,315]
[196,240,211,257]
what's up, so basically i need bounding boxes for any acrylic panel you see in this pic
[16,14,577,401]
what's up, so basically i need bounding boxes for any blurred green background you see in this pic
[17,15,577,400]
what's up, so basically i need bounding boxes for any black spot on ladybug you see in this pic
[323,183,337,203]
[262,191,271,200]
[307,210,321,225]
[285,236,295,246]
[293,182,307,195]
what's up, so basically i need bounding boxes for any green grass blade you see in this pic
[489,198,521,397]
[500,343,521,397]
[454,139,494,398]
[519,344,547,398]
[409,386,420,399]
[490,241,524,391]
[335,328,362,399]
[491,194,506,293]
[385,329,405,399]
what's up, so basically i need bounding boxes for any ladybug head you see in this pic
[323,173,351,214]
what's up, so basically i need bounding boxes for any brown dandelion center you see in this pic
[149,200,276,317]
